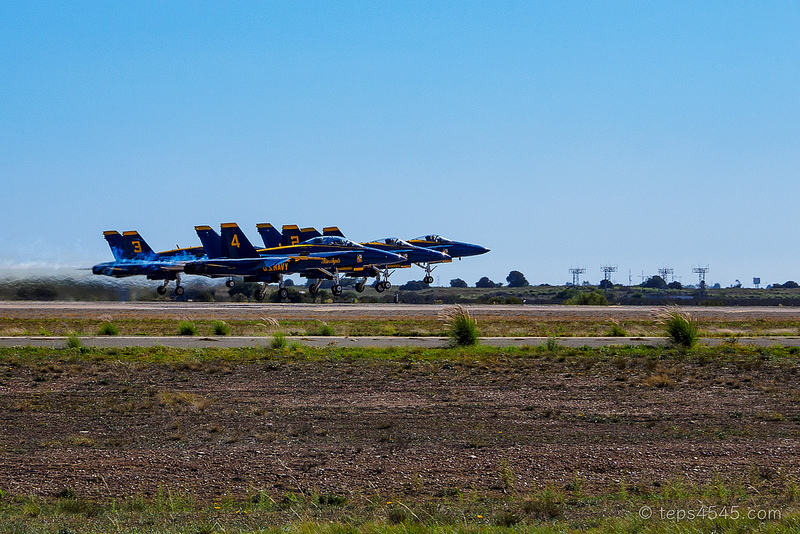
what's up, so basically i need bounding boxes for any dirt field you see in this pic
[1,347,798,506]
[4,301,800,322]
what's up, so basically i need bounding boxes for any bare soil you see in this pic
[4,301,800,322]
[1,351,798,502]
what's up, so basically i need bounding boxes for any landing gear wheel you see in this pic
[279,288,289,300]
[424,276,434,285]
[174,286,185,296]
[255,290,266,301]
[157,285,167,295]
[383,281,392,290]
[332,284,343,296]
[355,282,365,293]
[225,279,235,288]
[309,284,319,295]
[375,281,386,293]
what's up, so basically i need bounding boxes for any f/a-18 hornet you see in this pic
[406,234,490,284]
[265,225,452,292]
[184,223,404,299]
[91,230,206,296]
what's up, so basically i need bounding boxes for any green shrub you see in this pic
[211,321,230,336]
[658,306,698,348]
[565,290,608,305]
[97,322,119,336]
[439,304,479,346]
[271,331,287,349]
[178,321,198,336]
[309,322,335,336]
[521,487,564,519]
[607,323,628,337]
[66,335,82,349]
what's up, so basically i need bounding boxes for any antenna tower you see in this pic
[658,267,674,283]
[569,267,586,287]
[692,266,709,286]
[601,265,618,282]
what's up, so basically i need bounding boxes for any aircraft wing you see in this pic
[200,256,290,270]
[160,262,189,271]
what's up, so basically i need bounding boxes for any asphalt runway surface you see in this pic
[2,301,800,348]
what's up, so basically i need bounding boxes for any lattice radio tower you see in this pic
[692,266,709,286]
[601,265,617,283]
[658,267,674,283]
[569,267,586,287]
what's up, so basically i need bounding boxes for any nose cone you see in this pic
[447,242,489,258]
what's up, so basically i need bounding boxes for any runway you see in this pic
[2,301,800,348]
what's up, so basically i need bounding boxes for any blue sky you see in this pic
[1,2,798,287]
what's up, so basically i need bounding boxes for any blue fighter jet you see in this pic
[258,225,451,292]
[406,235,490,284]
[91,230,206,296]
[186,223,405,299]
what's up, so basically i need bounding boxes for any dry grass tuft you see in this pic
[656,306,698,348]
[439,304,479,346]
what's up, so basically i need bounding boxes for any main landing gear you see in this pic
[373,267,393,292]
[308,273,343,297]
[309,280,321,295]
[156,277,184,296]
[253,276,291,301]
[420,263,436,285]
[374,279,391,293]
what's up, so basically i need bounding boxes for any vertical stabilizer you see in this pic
[299,227,321,242]
[281,225,301,247]
[323,226,345,237]
[219,223,260,259]
[195,225,223,259]
[121,231,156,260]
[256,223,282,249]
[103,231,125,261]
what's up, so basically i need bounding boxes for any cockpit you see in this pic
[303,236,361,248]
[377,238,413,247]
[414,235,448,243]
